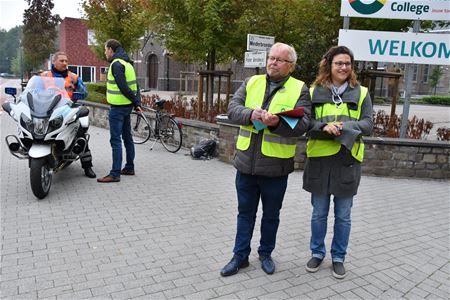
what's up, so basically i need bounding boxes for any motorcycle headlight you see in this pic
[33,118,49,136]
[49,115,63,132]
[20,113,34,133]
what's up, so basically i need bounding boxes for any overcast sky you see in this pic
[0,0,83,31]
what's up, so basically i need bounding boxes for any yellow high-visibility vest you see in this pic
[106,58,137,105]
[307,85,368,162]
[236,75,304,158]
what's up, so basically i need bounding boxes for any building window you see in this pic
[68,66,78,75]
[412,64,418,82]
[87,30,97,46]
[68,65,96,83]
[100,67,108,74]
[422,65,429,83]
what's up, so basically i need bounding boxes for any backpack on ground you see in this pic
[190,139,217,159]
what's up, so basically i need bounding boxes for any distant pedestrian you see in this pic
[97,39,142,183]
[221,42,311,277]
[303,45,373,279]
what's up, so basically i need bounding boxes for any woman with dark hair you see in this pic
[303,45,373,279]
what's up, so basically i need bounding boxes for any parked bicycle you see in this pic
[131,100,183,153]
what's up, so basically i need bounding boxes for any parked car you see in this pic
[0,73,15,78]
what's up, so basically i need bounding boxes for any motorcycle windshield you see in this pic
[21,76,72,118]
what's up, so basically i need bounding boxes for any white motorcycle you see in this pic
[2,76,90,199]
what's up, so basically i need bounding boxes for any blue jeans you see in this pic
[108,106,135,177]
[233,171,288,260]
[310,194,353,263]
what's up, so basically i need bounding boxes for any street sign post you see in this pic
[244,51,267,68]
[247,34,275,52]
[340,0,449,21]
[246,34,274,74]
[338,29,450,65]
[339,0,450,138]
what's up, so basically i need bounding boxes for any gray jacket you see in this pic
[228,75,311,177]
[303,84,373,197]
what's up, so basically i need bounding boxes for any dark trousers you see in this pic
[108,106,135,177]
[77,127,93,169]
[233,171,288,260]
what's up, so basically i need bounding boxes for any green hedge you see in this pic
[421,96,450,105]
[85,82,107,104]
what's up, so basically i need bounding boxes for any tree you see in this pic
[145,0,261,107]
[0,26,23,73]
[145,0,421,88]
[429,66,444,95]
[22,0,61,72]
[10,47,24,76]
[81,0,151,58]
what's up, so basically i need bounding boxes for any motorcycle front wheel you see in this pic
[30,157,52,199]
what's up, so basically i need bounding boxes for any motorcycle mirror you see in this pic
[47,94,62,115]
[27,92,35,111]
[5,87,17,96]
[76,107,90,118]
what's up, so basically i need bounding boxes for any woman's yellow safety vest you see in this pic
[307,85,368,162]
[236,75,304,159]
[106,58,138,105]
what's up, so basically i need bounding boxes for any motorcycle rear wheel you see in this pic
[30,158,52,199]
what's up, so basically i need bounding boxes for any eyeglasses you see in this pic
[333,61,352,68]
[268,56,293,64]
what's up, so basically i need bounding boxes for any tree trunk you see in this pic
[206,49,216,111]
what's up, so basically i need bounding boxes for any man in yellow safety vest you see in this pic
[97,39,142,183]
[220,43,311,277]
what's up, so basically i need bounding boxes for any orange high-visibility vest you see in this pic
[41,70,78,99]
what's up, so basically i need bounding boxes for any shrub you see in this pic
[140,94,228,123]
[85,82,107,104]
[437,127,450,141]
[373,97,386,105]
[421,96,450,105]
[372,110,433,139]
[86,82,106,94]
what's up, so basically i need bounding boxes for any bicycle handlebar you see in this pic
[141,105,157,113]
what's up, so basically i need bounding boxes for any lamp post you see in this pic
[19,40,24,83]
[163,49,171,91]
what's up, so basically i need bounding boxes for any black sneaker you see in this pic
[332,262,346,279]
[305,257,323,273]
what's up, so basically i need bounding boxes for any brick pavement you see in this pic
[1,114,449,299]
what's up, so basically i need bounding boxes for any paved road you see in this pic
[1,114,448,299]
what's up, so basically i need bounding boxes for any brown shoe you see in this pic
[120,169,135,175]
[97,175,120,183]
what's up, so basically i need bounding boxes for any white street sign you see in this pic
[244,51,267,68]
[247,34,275,51]
[340,0,450,21]
[339,29,450,65]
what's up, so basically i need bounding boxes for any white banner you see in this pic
[244,51,267,68]
[339,29,450,65]
[340,0,450,21]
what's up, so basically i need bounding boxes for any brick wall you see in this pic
[215,118,450,180]
[83,102,449,180]
[59,18,108,81]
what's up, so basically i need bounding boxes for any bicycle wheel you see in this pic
[131,112,152,144]
[158,115,183,153]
